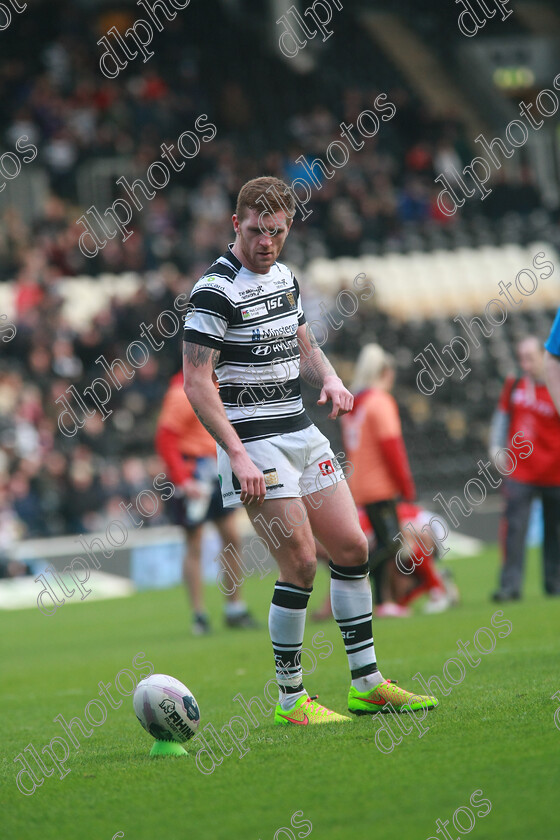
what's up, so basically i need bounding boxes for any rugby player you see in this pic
[156,371,258,634]
[183,176,437,724]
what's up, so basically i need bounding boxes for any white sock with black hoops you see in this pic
[330,560,385,692]
[269,580,313,710]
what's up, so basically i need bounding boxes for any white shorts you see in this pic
[217,425,346,508]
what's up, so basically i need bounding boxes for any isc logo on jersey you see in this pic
[266,293,296,311]
[266,295,283,311]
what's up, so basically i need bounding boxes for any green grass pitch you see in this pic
[2,546,559,840]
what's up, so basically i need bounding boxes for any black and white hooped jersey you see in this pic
[183,245,312,443]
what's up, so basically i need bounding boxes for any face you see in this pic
[518,338,544,380]
[232,208,292,275]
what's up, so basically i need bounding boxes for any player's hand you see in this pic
[180,479,207,500]
[229,450,267,506]
[317,375,354,419]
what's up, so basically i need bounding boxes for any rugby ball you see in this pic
[133,674,200,742]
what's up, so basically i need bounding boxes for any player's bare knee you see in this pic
[337,530,368,566]
[290,554,316,588]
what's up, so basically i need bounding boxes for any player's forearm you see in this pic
[299,346,339,389]
[184,377,244,456]
[545,351,560,414]
[183,342,245,456]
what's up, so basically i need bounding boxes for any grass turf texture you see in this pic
[2,546,559,840]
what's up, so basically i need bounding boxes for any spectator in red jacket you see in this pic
[489,336,560,601]
[156,372,257,634]
[342,345,416,617]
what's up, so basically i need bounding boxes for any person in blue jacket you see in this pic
[544,308,560,414]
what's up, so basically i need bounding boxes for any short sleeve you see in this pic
[293,276,306,326]
[183,283,235,349]
[545,308,560,358]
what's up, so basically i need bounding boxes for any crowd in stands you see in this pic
[0,0,552,556]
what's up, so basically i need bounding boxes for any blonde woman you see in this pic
[342,344,416,617]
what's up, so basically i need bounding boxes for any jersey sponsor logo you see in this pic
[201,276,226,290]
[272,278,288,288]
[262,324,298,340]
[271,337,299,354]
[252,344,272,356]
[242,303,268,320]
[286,291,296,308]
[252,324,297,341]
[223,491,234,498]
[266,295,285,311]
[239,285,265,299]
[319,459,334,475]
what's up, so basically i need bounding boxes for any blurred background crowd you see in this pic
[1,0,559,560]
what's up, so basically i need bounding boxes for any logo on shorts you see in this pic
[263,467,284,490]
[264,468,279,487]
[319,460,334,476]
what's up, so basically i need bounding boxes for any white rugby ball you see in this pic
[133,674,200,742]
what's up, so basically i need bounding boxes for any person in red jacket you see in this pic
[489,336,560,600]
[156,372,257,634]
[342,344,416,617]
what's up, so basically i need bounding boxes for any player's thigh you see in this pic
[184,523,204,556]
[302,479,367,567]
[246,497,316,583]
[214,510,239,546]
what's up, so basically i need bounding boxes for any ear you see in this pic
[232,213,239,233]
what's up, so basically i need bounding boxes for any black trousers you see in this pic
[364,499,400,606]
